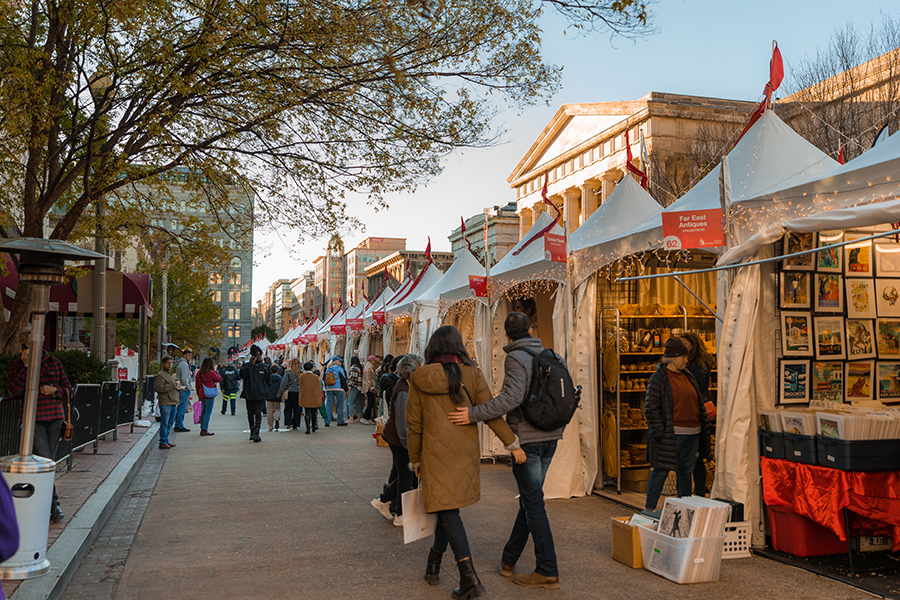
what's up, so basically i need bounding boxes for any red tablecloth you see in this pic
[761,457,900,552]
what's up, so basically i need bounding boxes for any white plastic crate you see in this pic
[722,521,751,559]
[638,526,725,584]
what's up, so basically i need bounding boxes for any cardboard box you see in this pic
[611,517,644,568]
[621,468,651,482]
[622,479,648,493]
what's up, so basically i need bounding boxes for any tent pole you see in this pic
[673,276,723,323]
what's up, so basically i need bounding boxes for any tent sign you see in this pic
[661,209,725,249]
[330,324,346,335]
[469,275,487,298]
[117,368,128,380]
[304,334,317,344]
[373,311,386,325]
[544,233,567,262]
[347,318,364,331]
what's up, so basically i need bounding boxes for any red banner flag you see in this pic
[738,41,784,144]
[513,172,562,256]
[425,237,432,264]
[837,145,845,165]
[624,127,648,189]
[461,217,472,252]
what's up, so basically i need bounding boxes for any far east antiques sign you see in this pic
[661,209,725,250]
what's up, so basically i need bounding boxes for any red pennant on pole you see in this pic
[624,127,648,188]
[425,237,433,264]
[738,42,783,144]
[461,217,472,252]
[513,172,562,256]
[837,145,845,165]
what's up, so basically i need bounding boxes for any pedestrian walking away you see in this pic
[407,325,522,600]
[195,357,221,436]
[240,345,270,442]
[266,364,284,431]
[278,358,304,430]
[346,356,363,421]
[449,311,562,589]
[154,356,179,450]
[173,348,194,432]
[322,355,348,426]
[360,355,379,424]
[298,362,323,433]
[218,361,240,415]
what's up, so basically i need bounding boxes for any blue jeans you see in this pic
[324,390,345,425]
[175,389,191,428]
[347,388,362,417]
[645,433,700,511]
[159,404,176,445]
[502,440,558,577]
[200,398,215,430]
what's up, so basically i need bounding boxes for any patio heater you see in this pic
[0,238,104,580]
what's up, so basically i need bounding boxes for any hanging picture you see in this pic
[816,230,844,273]
[875,362,900,402]
[845,361,875,402]
[811,361,844,403]
[876,318,900,358]
[782,231,815,271]
[846,279,876,319]
[781,312,813,357]
[780,272,811,309]
[844,240,873,277]
[814,316,846,360]
[875,279,900,317]
[845,319,876,360]
[874,243,900,277]
[780,360,810,404]
[814,273,843,313]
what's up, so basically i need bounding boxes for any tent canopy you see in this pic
[489,211,566,298]
[388,263,443,318]
[416,248,484,306]
[363,286,396,326]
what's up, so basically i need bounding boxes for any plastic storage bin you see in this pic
[816,436,900,471]
[767,505,846,557]
[782,433,817,465]
[758,431,785,459]
[722,521,751,559]
[638,526,725,584]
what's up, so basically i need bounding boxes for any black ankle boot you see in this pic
[451,558,485,600]
[424,548,442,585]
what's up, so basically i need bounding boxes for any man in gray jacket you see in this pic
[173,348,194,432]
[448,311,563,589]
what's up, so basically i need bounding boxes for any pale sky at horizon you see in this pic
[252,0,896,303]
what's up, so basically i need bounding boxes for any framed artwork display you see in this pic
[845,319,876,360]
[781,312,813,357]
[816,230,844,273]
[811,361,844,403]
[780,360,810,404]
[876,318,900,358]
[846,279,877,319]
[874,243,900,277]
[845,240,873,277]
[814,316,846,360]
[780,272,811,309]
[782,231,815,271]
[845,360,875,402]
[875,278,900,317]
[814,273,843,313]
[875,362,900,402]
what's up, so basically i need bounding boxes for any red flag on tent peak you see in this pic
[838,144,845,165]
[461,217,472,252]
[513,172,563,256]
[769,41,784,95]
[425,237,433,264]
[624,127,648,188]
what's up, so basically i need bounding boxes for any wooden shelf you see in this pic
[619,389,648,393]
[620,464,651,468]
[617,315,685,319]
[621,351,663,355]
[620,370,655,374]
[621,427,647,431]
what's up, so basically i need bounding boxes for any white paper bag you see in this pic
[401,486,437,544]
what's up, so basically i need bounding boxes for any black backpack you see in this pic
[519,347,581,431]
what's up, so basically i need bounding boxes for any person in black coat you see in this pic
[240,345,271,442]
[680,331,716,496]
[643,338,711,513]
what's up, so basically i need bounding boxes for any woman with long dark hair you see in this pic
[195,357,222,437]
[407,326,521,599]
[679,332,716,496]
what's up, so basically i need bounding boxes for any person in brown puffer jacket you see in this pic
[407,325,523,600]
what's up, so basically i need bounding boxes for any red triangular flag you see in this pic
[425,237,432,264]
[461,217,472,252]
[512,172,562,256]
[837,145,845,165]
[624,128,648,188]
[769,42,784,94]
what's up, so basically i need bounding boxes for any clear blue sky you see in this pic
[253,0,896,302]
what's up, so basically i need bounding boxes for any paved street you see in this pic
[61,410,871,600]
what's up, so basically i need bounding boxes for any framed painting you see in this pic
[875,362,900,402]
[780,272,811,310]
[814,316,846,360]
[845,240,873,277]
[875,279,900,317]
[781,312,813,357]
[814,273,843,313]
[876,318,900,358]
[782,231,815,271]
[780,360,810,404]
[811,361,844,403]
[874,243,900,277]
[816,230,844,273]
[846,279,876,319]
[845,319,876,360]
[845,360,875,402]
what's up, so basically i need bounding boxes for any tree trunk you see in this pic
[0,280,35,354]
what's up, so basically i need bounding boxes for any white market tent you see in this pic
[386,263,444,319]
[342,303,367,366]
[488,211,567,299]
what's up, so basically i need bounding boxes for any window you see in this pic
[229,290,241,303]
[229,308,241,320]
[230,273,241,285]
[234,325,240,338]
[212,290,221,302]
[209,273,223,285]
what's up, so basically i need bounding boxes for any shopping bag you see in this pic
[401,486,437,544]
[192,400,202,425]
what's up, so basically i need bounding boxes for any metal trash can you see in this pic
[0,454,55,579]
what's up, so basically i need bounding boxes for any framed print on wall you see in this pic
[781,312,813,357]
[814,316,846,360]
[814,273,843,313]
[780,360,810,404]
[874,243,900,277]
[782,231,815,271]
[875,361,900,402]
[845,360,875,402]
[811,361,844,403]
[875,279,900,317]
[845,239,873,277]
[780,272,811,309]
[876,318,900,358]
[816,230,844,273]
[845,319,876,360]
[846,279,877,319]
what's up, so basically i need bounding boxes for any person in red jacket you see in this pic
[7,334,73,522]
[194,357,222,436]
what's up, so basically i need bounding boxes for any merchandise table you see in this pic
[760,457,900,553]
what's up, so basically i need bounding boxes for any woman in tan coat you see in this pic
[298,361,324,433]
[408,326,521,600]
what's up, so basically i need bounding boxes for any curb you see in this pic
[11,424,159,600]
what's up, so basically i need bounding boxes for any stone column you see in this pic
[562,188,582,232]
[601,171,620,204]
[580,180,601,223]
[518,206,533,240]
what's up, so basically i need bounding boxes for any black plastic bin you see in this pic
[72,384,100,449]
[759,430,786,459]
[97,381,119,435]
[118,380,137,426]
[783,432,817,465]
[816,435,900,471]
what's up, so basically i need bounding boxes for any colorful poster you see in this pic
[876,362,900,401]
[846,279,876,319]
[846,361,875,402]
[845,241,873,277]
[783,231,815,271]
[846,319,876,360]
[877,318,900,358]
[781,312,812,356]
[811,361,844,403]
[780,360,809,404]
[815,273,843,312]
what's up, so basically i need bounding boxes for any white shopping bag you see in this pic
[401,486,437,544]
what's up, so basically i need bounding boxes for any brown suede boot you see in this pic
[513,571,560,589]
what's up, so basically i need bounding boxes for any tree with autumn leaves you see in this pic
[0,0,651,353]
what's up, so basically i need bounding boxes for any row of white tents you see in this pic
[239,109,900,546]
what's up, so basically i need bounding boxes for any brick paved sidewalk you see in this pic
[1,425,152,598]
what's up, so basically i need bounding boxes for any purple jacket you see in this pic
[0,473,20,600]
